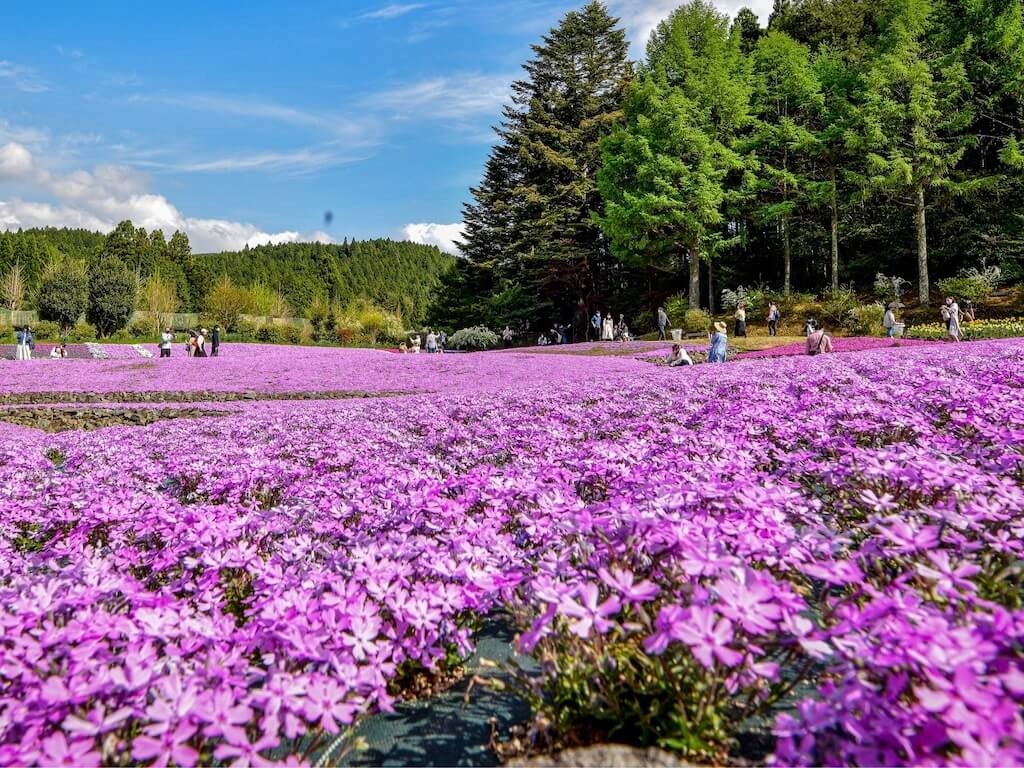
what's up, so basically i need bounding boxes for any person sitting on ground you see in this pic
[666,343,693,367]
[963,300,975,323]
[49,343,67,359]
[807,325,834,356]
[709,322,728,363]
[804,318,818,337]
[399,342,408,354]
[537,333,549,346]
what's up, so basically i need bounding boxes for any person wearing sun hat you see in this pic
[709,321,728,363]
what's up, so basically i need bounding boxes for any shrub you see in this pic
[873,273,911,304]
[682,308,712,333]
[306,297,337,343]
[233,319,259,342]
[449,325,499,351]
[37,260,88,331]
[127,320,154,339]
[67,322,98,342]
[820,287,859,329]
[254,325,284,344]
[721,285,765,314]
[278,325,301,345]
[847,303,886,336]
[936,266,1003,305]
[30,320,61,342]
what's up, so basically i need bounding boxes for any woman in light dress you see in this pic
[944,297,962,342]
[601,312,614,341]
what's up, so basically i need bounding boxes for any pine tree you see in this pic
[460,1,631,325]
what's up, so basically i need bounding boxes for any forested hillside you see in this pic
[0,226,452,324]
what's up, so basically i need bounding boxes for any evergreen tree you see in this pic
[37,259,88,331]
[598,0,747,309]
[460,1,631,326]
[861,0,972,304]
[732,7,764,55]
[87,256,136,336]
[745,31,822,295]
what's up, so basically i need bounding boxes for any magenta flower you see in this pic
[38,733,101,767]
[558,583,622,638]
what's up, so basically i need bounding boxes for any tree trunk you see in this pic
[916,181,929,305]
[830,166,839,292]
[783,214,792,296]
[707,257,715,316]
[688,247,701,309]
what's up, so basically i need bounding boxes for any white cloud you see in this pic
[609,0,773,51]
[0,59,49,93]
[134,93,374,143]
[361,3,426,19]
[364,73,513,120]
[0,143,35,179]
[135,148,365,175]
[402,222,463,255]
[0,141,334,252]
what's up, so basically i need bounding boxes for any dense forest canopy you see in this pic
[431,0,1024,333]
[0,225,453,324]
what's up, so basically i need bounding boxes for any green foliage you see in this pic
[449,325,499,351]
[873,273,912,303]
[664,294,712,333]
[127,319,154,339]
[37,258,88,331]
[66,322,98,342]
[87,257,136,336]
[720,285,765,314]
[306,296,337,343]
[848,302,887,335]
[204,275,248,332]
[935,266,1003,304]
[820,286,859,328]
[30,320,60,342]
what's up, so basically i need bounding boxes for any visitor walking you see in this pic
[160,327,174,358]
[734,304,747,337]
[666,344,692,367]
[807,325,834,355]
[426,329,438,353]
[709,322,728,363]
[211,326,221,357]
[602,312,614,341]
[657,306,669,341]
[945,297,962,342]
[883,305,897,339]
[591,311,602,342]
[502,326,513,347]
[15,326,33,360]
[767,303,779,337]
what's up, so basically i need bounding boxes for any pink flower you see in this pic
[558,583,622,638]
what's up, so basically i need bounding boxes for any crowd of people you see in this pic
[7,325,223,360]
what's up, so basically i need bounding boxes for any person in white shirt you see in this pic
[160,327,174,358]
[426,330,438,353]
[49,344,67,359]
[410,334,421,353]
[666,344,692,367]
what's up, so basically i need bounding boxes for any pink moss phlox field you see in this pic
[737,336,938,359]
[0,340,1023,766]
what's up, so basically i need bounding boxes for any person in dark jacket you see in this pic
[211,326,221,357]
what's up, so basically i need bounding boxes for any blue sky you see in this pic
[0,0,770,253]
